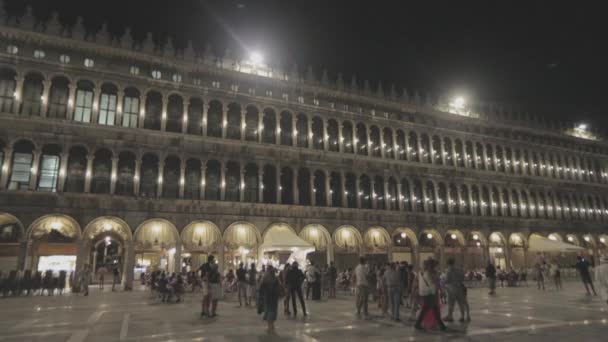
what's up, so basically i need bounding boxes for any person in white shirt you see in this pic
[595,254,608,306]
[353,257,370,318]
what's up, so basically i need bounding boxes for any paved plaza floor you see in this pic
[0,281,606,341]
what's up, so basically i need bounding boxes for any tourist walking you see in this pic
[443,257,470,322]
[550,261,562,290]
[112,266,120,291]
[247,263,258,306]
[534,262,545,291]
[286,261,307,316]
[328,262,337,298]
[575,256,597,296]
[353,257,370,318]
[236,262,248,306]
[96,265,108,290]
[280,263,291,315]
[384,262,401,321]
[80,264,91,296]
[258,265,281,334]
[415,259,447,331]
[594,254,608,306]
[200,255,221,317]
[485,262,497,295]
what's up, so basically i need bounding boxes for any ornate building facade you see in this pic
[1,5,607,289]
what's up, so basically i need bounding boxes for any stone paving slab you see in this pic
[0,281,606,341]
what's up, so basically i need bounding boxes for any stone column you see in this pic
[258,111,264,143]
[340,170,347,207]
[355,174,361,208]
[239,165,245,202]
[174,242,182,274]
[440,137,447,165]
[217,241,225,277]
[41,80,52,118]
[12,74,24,114]
[67,83,77,121]
[138,93,147,128]
[221,109,228,138]
[240,109,246,141]
[379,129,386,159]
[472,144,479,169]
[371,179,378,209]
[276,115,281,145]
[404,130,412,161]
[310,171,316,206]
[392,130,399,161]
[220,160,226,201]
[276,164,282,204]
[110,157,118,194]
[134,157,142,196]
[384,180,391,209]
[73,239,87,292]
[91,84,101,124]
[57,153,68,192]
[325,170,331,206]
[258,166,264,203]
[179,159,186,198]
[156,160,164,198]
[307,116,313,148]
[28,149,41,191]
[367,125,373,157]
[396,182,403,210]
[200,161,207,200]
[123,241,135,290]
[84,154,94,193]
[181,99,189,134]
[202,103,209,136]
[0,147,11,190]
[291,115,298,146]
[482,145,490,171]
[293,168,299,205]
[160,94,168,132]
[23,240,33,270]
[115,90,124,127]
[338,121,344,153]
[322,118,328,151]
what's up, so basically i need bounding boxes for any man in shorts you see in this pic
[236,262,248,306]
[200,255,221,317]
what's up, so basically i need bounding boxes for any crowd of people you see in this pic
[0,269,69,297]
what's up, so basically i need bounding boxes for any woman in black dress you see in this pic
[258,265,280,334]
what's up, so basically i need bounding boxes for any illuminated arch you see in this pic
[181,220,222,252]
[0,212,25,242]
[27,214,81,241]
[299,224,331,251]
[333,225,362,250]
[363,226,391,251]
[82,216,132,242]
[133,219,179,250]
[223,221,261,249]
[393,227,418,246]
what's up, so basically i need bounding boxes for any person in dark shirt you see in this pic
[199,255,221,317]
[247,263,258,306]
[328,262,337,298]
[575,256,597,296]
[286,261,307,316]
[486,263,496,295]
[236,263,248,306]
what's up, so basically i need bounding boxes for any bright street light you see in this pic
[451,96,466,109]
[250,51,263,65]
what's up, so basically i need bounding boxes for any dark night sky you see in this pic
[5,0,608,127]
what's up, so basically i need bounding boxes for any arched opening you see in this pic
[296,114,308,147]
[73,80,94,123]
[333,226,361,270]
[245,105,260,142]
[181,221,222,272]
[144,91,162,130]
[224,222,261,266]
[408,132,419,162]
[262,108,277,144]
[401,180,412,211]
[345,172,357,208]
[370,126,381,157]
[363,227,390,264]
[226,103,241,140]
[7,140,34,190]
[313,170,326,206]
[139,154,159,197]
[244,163,258,202]
[187,97,204,135]
[21,72,43,116]
[454,139,464,167]
[444,138,454,166]
[496,146,505,172]
[0,213,24,271]
[121,87,140,128]
[432,136,442,164]
[356,123,368,155]
[48,76,70,119]
[82,217,132,287]
[509,233,526,270]
[327,119,339,152]
[392,228,417,264]
[205,160,221,201]
[437,183,447,213]
[312,116,324,150]
[0,69,16,113]
[162,155,180,198]
[115,151,135,196]
[329,171,341,207]
[134,219,179,274]
[444,230,465,267]
[387,177,398,210]
[280,111,293,146]
[297,168,311,205]
[360,174,372,209]
[420,134,431,163]
[206,100,223,137]
[396,130,406,160]
[280,167,294,204]
[166,94,183,133]
[91,149,112,194]
[26,215,81,288]
[64,146,87,193]
[342,122,354,154]
[419,230,441,267]
[184,158,201,199]
[425,181,437,213]
[413,180,424,212]
[488,232,507,270]
[383,128,394,159]
[98,83,118,125]
[300,225,331,266]
[374,176,385,209]
[36,144,61,192]
[225,161,240,202]
[263,164,277,204]
[465,141,474,167]
[465,232,486,270]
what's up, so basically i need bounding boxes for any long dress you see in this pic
[259,277,280,321]
[421,278,442,329]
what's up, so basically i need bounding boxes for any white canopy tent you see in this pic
[259,225,315,268]
[529,234,585,252]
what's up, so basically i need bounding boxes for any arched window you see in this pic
[437,182,447,213]
[280,111,293,146]
[296,114,308,148]
[205,160,221,200]
[121,88,140,128]
[330,172,341,207]
[345,172,357,208]
[144,91,162,130]
[374,176,385,209]
[262,109,277,144]
[162,156,180,198]
[313,170,327,206]
[0,69,16,113]
[139,154,159,197]
[8,141,34,190]
[449,184,459,214]
[360,175,372,209]
[48,77,69,119]
[342,122,354,154]
[356,123,368,156]
[396,130,406,160]
[36,144,61,192]
[297,168,311,205]
[226,103,241,140]
[311,117,324,150]
[401,180,412,211]
[184,159,201,199]
[409,132,419,162]
[245,106,260,142]
[370,126,381,158]
[73,80,94,122]
[187,98,204,135]
[65,146,87,193]
[327,120,339,152]
[471,185,481,215]
[21,73,43,116]
[280,167,294,204]
[166,94,183,133]
[425,181,436,213]
[244,163,258,202]
[98,84,117,125]
[115,151,135,196]
[460,185,470,215]
[387,177,398,210]
[263,164,277,203]
[206,100,222,137]
[91,149,112,194]
[225,161,240,201]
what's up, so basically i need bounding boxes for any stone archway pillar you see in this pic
[460,246,466,269]
[483,245,490,267]
[217,241,225,275]
[73,238,87,293]
[174,242,182,274]
[387,244,394,262]
[23,240,33,270]
[327,243,334,263]
[504,244,512,271]
[124,241,135,290]
[412,245,420,270]
[439,246,446,269]
[522,246,529,269]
